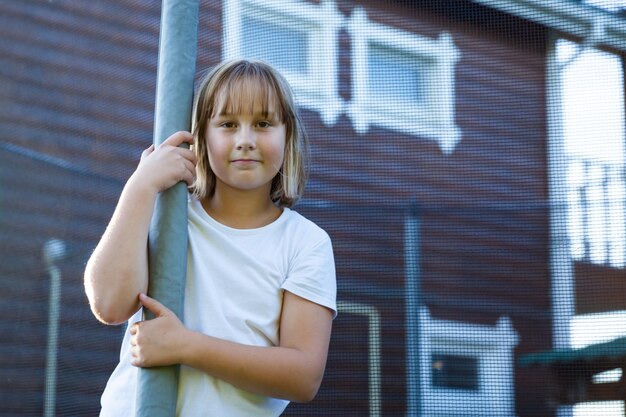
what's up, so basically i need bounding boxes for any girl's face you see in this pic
[205,89,286,197]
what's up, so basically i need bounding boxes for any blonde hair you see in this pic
[190,59,308,208]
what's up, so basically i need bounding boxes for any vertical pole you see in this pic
[135,1,200,416]
[404,205,421,416]
[548,34,574,417]
[547,35,575,351]
[43,239,66,417]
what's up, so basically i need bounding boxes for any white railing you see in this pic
[567,158,626,268]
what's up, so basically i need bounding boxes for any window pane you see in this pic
[368,42,426,104]
[431,354,479,391]
[241,14,309,75]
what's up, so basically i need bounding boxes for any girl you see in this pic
[84,59,337,416]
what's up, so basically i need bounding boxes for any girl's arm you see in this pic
[84,132,196,325]
[130,291,333,402]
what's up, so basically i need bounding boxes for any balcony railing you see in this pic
[568,158,626,268]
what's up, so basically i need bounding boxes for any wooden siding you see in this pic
[575,262,626,315]
[0,1,552,416]
[298,1,552,415]
[0,144,126,415]
[0,1,161,415]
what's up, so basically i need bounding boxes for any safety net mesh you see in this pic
[1,1,625,416]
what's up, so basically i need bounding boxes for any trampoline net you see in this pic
[1,0,625,416]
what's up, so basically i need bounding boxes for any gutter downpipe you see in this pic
[405,204,421,416]
[135,1,200,416]
[43,239,66,417]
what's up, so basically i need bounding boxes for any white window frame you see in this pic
[347,7,461,154]
[418,307,519,416]
[223,0,343,125]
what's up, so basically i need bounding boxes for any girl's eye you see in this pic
[257,121,271,128]
[220,122,235,128]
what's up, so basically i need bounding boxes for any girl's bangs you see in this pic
[212,70,285,120]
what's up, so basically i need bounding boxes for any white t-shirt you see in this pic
[100,197,337,417]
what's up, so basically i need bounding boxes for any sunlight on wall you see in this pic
[574,402,625,417]
[559,43,624,164]
[571,311,626,349]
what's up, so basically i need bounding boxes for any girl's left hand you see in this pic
[129,293,187,368]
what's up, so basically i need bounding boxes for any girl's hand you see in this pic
[131,131,196,193]
[129,293,187,368]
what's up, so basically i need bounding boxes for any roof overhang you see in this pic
[472,0,626,53]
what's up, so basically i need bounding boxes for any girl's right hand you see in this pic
[131,131,197,193]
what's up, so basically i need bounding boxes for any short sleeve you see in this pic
[281,232,337,318]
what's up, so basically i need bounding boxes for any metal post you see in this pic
[135,1,200,415]
[404,205,421,416]
[43,239,66,417]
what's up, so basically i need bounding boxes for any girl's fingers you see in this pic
[134,136,197,192]
[139,293,170,317]
[181,148,197,164]
[163,131,194,147]
[183,156,196,170]
[183,159,197,185]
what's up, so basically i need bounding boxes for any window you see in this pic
[347,7,461,154]
[431,354,479,391]
[240,14,308,74]
[418,308,519,416]
[223,1,461,151]
[223,0,343,125]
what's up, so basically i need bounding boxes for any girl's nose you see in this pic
[235,128,256,150]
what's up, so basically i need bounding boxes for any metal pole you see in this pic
[43,239,66,417]
[404,205,421,416]
[135,1,200,415]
